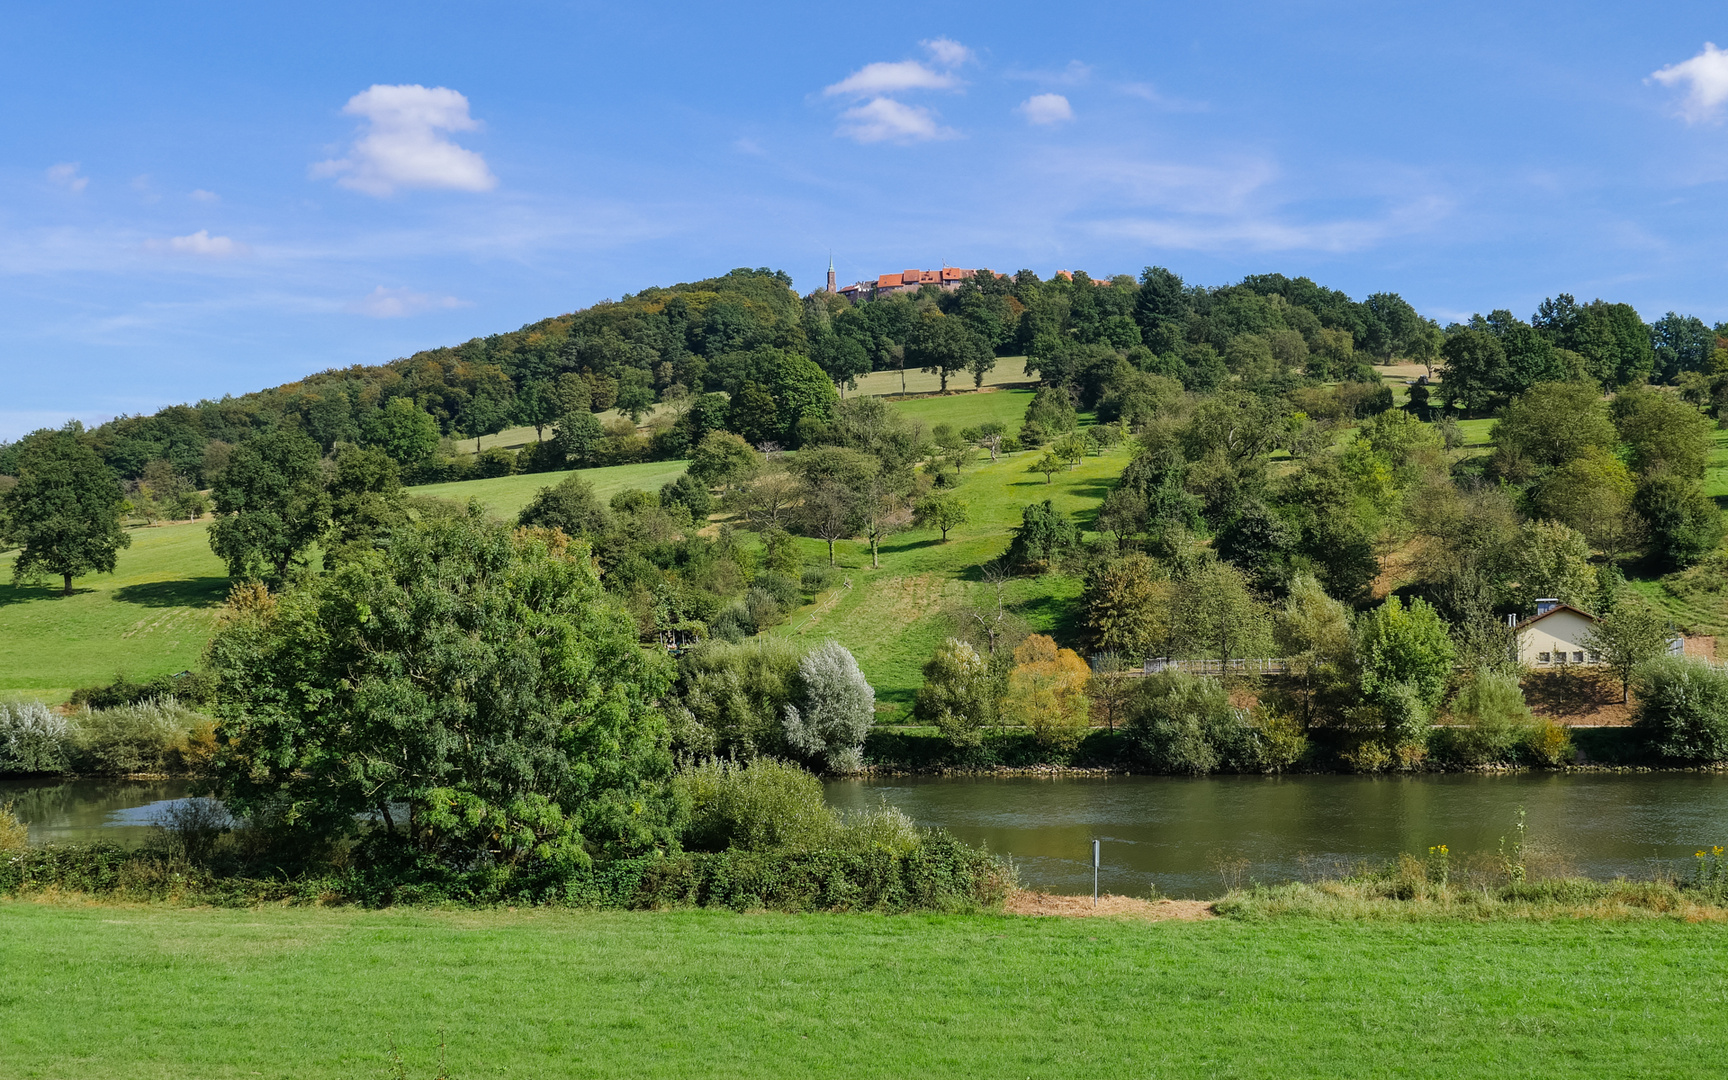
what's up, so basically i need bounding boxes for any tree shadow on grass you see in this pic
[113,577,231,609]
[0,581,97,607]
[1012,588,1088,642]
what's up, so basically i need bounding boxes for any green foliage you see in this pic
[782,640,876,773]
[363,398,441,466]
[325,444,407,564]
[1005,500,1079,571]
[687,431,759,487]
[906,314,991,393]
[1612,385,1714,480]
[1634,472,1725,569]
[1438,670,1540,765]
[1122,672,1302,774]
[1171,561,1271,662]
[1355,596,1456,743]
[672,638,805,759]
[70,698,211,775]
[1083,553,1171,659]
[205,509,679,867]
[914,638,994,748]
[515,474,612,538]
[912,492,968,540]
[208,428,328,586]
[1488,381,1614,480]
[1632,656,1728,762]
[674,757,839,853]
[1506,520,1598,613]
[1,425,131,594]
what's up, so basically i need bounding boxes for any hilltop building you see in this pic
[835,266,987,301]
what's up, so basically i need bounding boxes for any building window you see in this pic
[1538,651,1551,663]
[1589,650,1601,662]
[1573,651,1584,663]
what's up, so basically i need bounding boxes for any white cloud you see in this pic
[146,230,247,257]
[836,98,955,144]
[1018,93,1074,125]
[1652,43,1728,122]
[46,163,87,192]
[311,84,496,196]
[922,37,974,68]
[189,189,219,202]
[824,60,957,98]
[344,285,469,318]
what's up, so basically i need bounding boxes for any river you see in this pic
[8,774,1728,898]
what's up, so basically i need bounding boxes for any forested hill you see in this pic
[1,263,1720,492]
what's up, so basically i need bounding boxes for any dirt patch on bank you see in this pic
[1005,891,1216,921]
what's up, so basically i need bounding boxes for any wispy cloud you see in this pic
[1018,93,1074,125]
[824,60,958,98]
[1119,82,1208,112]
[189,189,219,202]
[344,285,470,318]
[836,98,956,144]
[146,230,248,257]
[921,37,974,68]
[46,163,88,192]
[311,84,497,196]
[1651,43,1728,122]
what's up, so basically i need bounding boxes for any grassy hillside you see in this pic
[4,902,1723,1078]
[411,459,693,520]
[0,520,228,702]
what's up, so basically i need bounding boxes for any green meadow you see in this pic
[0,520,228,702]
[2,901,1722,1079]
[410,458,694,520]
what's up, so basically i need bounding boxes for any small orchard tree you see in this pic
[914,493,969,541]
[517,474,613,539]
[1031,450,1063,484]
[1,425,131,595]
[1587,599,1674,704]
[915,638,994,748]
[782,640,876,773]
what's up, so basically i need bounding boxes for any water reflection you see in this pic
[826,774,1728,898]
[0,778,195,847]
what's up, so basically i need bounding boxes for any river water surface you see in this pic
[9,774,1728,898]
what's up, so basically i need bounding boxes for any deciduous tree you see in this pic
[1,425,131,595]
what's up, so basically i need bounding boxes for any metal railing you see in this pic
[1140,657,1288,676]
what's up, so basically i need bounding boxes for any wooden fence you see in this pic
[1138,658,1288,676]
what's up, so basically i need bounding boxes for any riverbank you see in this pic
[4,900,1724,1078]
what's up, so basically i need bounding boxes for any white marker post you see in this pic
[1093,839,1100,908]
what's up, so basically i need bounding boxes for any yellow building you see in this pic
[1513,601,1601,667]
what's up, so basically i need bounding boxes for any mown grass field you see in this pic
[2,901,1723,1079]
[410,459,693,520]
[0,520,228,702]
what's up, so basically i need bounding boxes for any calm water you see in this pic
[10,774,1728,899]
[826,774,1728,897]
[1,778,198,847]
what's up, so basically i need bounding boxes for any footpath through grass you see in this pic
[0,520,227,702]
[2,901,1722,1079]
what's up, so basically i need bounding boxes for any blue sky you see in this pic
[5,1,1728,438]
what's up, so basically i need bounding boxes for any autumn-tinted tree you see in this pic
[1,425,131,595]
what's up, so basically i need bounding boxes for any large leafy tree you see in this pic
[1,425,131,594]
[204,510,679,866]
[906,314,990,393]
[362,397,441,467]
[1355,595,1455,743]
[208,428,329,586]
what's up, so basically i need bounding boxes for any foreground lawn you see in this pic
[1,902,1723,1078]
[0,520,227,701]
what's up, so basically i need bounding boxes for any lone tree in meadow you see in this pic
[1,424,130,594]
[913,493,969,541]
[208,428,330,587]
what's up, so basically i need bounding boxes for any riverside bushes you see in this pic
[1633,656,1728,762]
[0,698,213,776]
[0,832,1009,913]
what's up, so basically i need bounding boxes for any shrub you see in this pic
[69,698,209,775]
[674,758,838,853]
[1122,672,1299,774]
[676,638,805,758]
[475,446,517,478]
[801,565,837,593]
[1633,656,1728,762]
[70,670,217,709]
[782,640,876,773]
[1524,719,1574,766]
[743,588,783,634]
[752,571,800,608]
[1439,669,1538,765]
[0,701,71,774]
[915,638,994,749]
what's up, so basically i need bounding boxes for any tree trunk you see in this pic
[871,538,880,568]
[827,539,836,566]
[62,572,73,595]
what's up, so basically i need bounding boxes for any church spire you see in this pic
[826,251,837,294]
